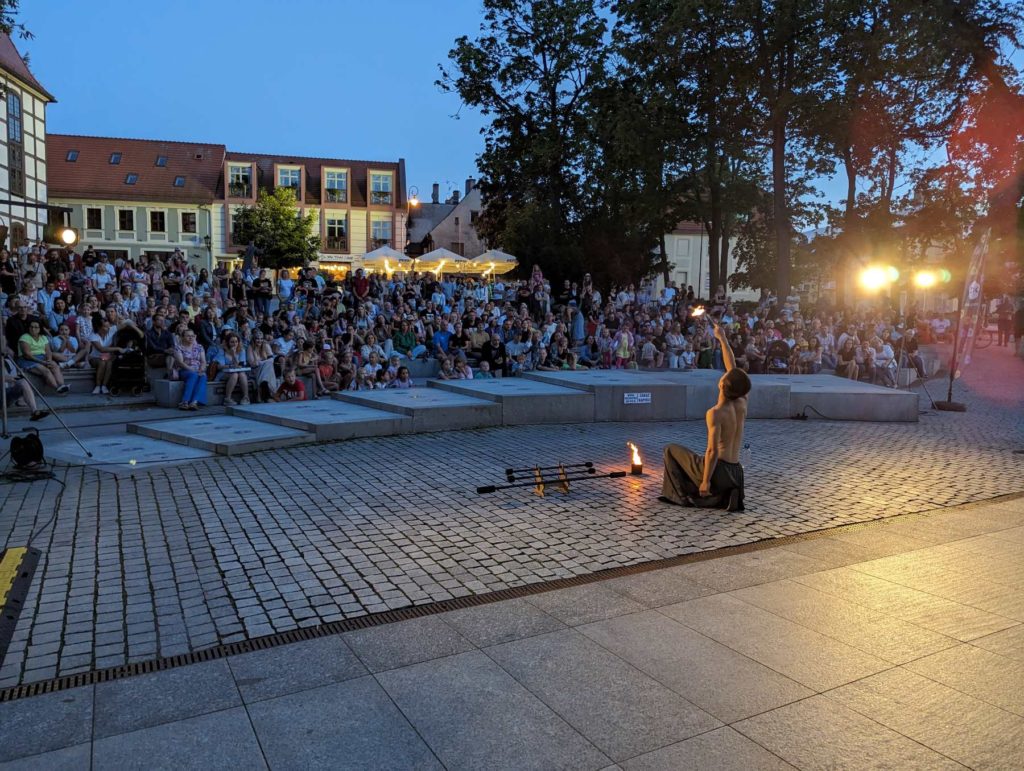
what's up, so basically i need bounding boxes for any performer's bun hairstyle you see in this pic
[722,369,751,401]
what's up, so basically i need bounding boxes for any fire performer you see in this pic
[661,315,749,511]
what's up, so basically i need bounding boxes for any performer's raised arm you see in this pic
[711,318,735,372]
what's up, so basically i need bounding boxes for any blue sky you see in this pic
[17,2,1022,215]
[20,0,490,202]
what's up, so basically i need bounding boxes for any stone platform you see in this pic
[227,400,412,441]
[428,378,594,425]
[773,375,919,422]
[335,388,502,432]
[128,415,315,455]
[523,370,690,422]
[44,433,215,473]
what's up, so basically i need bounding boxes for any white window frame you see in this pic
[117,208,135,234]
[148,208,168,235]
[324,168,348,202]
[85,206,104,233]
[180,210,198,236]
[369,171,393,206]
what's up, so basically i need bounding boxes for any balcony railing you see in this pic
[370,237,392,249]
[228,182,252,198]
[370,190,393,206]
[325,235,348,252]
[325,188,348,203]
[279,184,300,199]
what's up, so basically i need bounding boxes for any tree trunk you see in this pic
[719,226,731,293]
[772,112,791,299]
[838,145,857,308]
[658,234,670,285]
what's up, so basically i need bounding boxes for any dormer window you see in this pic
[110,152,122,164]
[65,150,79,162]
[173,176,186,187]
[155,155,168,167]
[125,173,138,185]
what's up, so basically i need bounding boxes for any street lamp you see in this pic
[58,226,78,247]
[859,266,889,292]
[913,270,937,288]
[408,186,420,208]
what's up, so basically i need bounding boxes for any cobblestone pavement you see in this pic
[0,345,1021,688]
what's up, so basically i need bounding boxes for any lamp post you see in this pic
[204,234,212,271]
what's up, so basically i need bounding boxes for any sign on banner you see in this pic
[624,392,652,405]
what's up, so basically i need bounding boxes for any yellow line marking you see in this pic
[0,547,28,606]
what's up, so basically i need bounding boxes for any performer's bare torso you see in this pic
[706,395,747,463]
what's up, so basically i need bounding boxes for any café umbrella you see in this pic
[465,248,518,276]
[359,245,411,275]
[418,247,469,275]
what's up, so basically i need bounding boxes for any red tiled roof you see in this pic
[0,34,54,101]
[224,151,405,208]
[47,134,226,204]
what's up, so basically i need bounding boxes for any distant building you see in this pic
[217,152,408,270]
[0,33,55,249]
[47,134,224,267]
[407,178,484,258]
[661,221,758,301]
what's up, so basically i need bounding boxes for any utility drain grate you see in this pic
[1,491,1021,703]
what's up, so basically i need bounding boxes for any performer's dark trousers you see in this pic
[662,444,744,509]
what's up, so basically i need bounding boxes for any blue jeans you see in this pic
[181,370,207,405]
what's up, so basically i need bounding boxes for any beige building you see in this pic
[407,179,484,257]
[0,34,55,249]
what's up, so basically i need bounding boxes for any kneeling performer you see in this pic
[662,318,749,511]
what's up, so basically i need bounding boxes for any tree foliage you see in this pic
[232,188,321,270]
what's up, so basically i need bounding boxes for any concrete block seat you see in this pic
[523,369,690,422]
[334,387,501,432]
[227,400,411,441]
[428,377,594,425]
[152,373,316,407]
[129,415,314,455]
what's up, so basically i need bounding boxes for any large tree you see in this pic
[232,188,321,270]
[438,0,609,282]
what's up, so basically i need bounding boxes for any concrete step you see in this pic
[44,433,215,474]
[427,378,594,425]
[523,370,690,422]
[227,400,412,441]
[334,388,501,432]
[128,415,315,455]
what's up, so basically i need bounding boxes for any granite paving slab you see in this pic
[334,388,501,431]
[43,433,214,473]
[227,399,412,441]
[128,415,314,455]
[428,377,595,425]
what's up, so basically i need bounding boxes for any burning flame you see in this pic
[628,442,642,465]
[691,306,706,317]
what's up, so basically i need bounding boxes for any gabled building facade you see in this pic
[47,134,225,267]
[407,179,484,258]
[0,33,55,249]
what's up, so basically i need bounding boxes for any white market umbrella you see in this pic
[357,245,412,275]
[418,247,469,274]
[466,248,518,276]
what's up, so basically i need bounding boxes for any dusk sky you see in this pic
[16,2,1022,214]
[21,0,490,203]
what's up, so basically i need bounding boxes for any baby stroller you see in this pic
[765,340,792,374]
[109,349,147,395]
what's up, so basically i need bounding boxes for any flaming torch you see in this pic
[691,306,706,318]
[628,442,643,475]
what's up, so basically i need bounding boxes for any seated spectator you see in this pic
[2,350,50,421]
[144,314,176,370]
[835,338,859,380]
[51,322,88,369]
[216,333,250,406]
[18,318,69,393]
[474,360,495,379]
[172,328,207,410]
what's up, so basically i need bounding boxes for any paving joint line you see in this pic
[0,491,1020,703]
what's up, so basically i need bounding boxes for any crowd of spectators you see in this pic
[2,240,1002,413]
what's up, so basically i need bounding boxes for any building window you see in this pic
[324,170,348,203]
[125,173,139,185]
[86,208,102,230]
[470,210,479,224]
[371,218,392,248]
[173,176,186,187]
[110,152,122,164]
[155,155,168,167]
[150,211,166,233]
[370,173,393,205]
[66,150,79,162]
[451,242,465,256]
[325,216,347,251]
[278,167,301,196]
[9,222,26,248]
[6,93,21,142]
[118,210,135,231]
[8,145,24,196]
[181,212,197,234]
[228,165,251,198]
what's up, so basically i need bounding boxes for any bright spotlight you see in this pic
[59,227,78,246]
[886,266,900,282]
[914,271,937,288]
[859,266,888,291]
